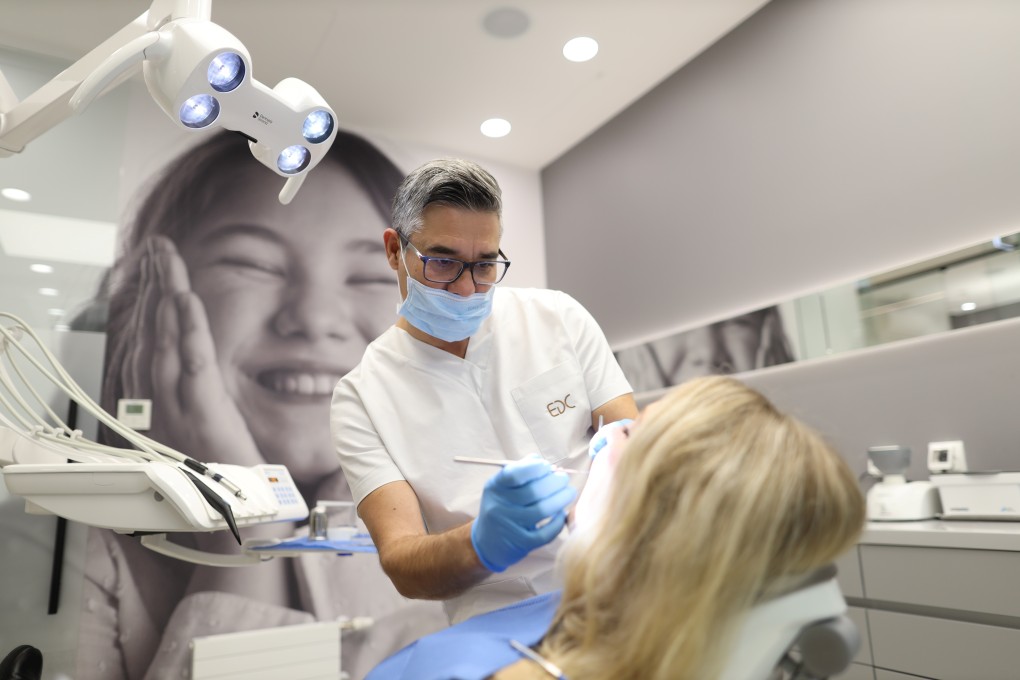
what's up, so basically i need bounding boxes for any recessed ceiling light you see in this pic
[48,308,65,316]
[960,302,977,312]
[482,7,530,39]
[2,187,31,202]
[481,118,512,138]
[30,263,54,274]
[563,36,599,63]
[54,324,71,332]
[39,287,59,297]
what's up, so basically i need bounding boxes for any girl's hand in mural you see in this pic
[123,236,264,468]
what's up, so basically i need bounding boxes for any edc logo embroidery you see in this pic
[546,394,576,417]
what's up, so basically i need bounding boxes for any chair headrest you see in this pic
[715,564,856,680]
[0,645,42,680]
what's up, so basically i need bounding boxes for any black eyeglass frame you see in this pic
[398,232,511,285]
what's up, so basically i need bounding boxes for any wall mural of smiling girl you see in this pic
[74,130,451,680]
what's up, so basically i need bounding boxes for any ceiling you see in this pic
[0,0,771,334]
[0,0,771,170]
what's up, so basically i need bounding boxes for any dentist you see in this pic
[331,158,637,624]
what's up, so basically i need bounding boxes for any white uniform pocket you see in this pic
[511,359,591,465]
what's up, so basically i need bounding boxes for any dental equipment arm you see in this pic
[0,313,309,566]
[0,0,337,204]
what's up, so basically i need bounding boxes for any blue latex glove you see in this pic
[588,418,635,458]
[470,456,577,573]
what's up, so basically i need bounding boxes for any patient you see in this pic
[368,375,865,680]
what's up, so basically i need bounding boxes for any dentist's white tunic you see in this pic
[331,287,632,624]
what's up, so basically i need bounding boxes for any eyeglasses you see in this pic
[399,233,511,285]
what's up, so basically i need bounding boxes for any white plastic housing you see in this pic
[927,440,968,474]
[0,425,308,533]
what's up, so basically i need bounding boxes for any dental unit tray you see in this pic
[0,313,319,566]
[245,528,378,557]
[246,500,378,557]
[1,427,307,533]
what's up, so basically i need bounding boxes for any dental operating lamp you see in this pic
[0,0,337,204]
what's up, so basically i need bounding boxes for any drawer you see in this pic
[860,545,1020,618]
[869,609,1020,680]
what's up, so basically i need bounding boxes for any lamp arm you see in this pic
[0,69,18,119]
[69,32,164,114]
[0,0,212,157]
[0,13,151,156]
[0,0,335,205]
[147,0,212,27]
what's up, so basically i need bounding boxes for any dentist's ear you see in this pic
[383,229,402,271]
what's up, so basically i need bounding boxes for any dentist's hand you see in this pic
[588,419,634,459]
[471,456,577,573]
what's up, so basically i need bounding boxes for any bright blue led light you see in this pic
[179,95,220,128]
[207,52,245,92]
[302,110,334,144]
[277,145,311,174]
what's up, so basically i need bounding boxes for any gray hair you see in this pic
[391,158,503,238]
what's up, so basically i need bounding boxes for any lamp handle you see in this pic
[278,174,306,205]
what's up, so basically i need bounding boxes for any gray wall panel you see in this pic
[740,317,1020,479]
[543,0,1020,348]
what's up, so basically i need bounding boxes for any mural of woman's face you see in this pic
[661,313,763,384]
[177,161,397,485]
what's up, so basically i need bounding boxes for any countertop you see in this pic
[862,520,1020,551]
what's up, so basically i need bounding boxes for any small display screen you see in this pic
[126,404,144,414]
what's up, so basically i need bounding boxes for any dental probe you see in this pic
[508,639,567,679]
[452,456,585,475]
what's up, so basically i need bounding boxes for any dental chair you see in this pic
[720,565,860,680]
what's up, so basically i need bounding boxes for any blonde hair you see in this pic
[538,376,865,680]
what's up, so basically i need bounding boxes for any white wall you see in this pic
[542,0,1020,348]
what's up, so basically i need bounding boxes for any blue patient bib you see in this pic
[366,591,562,680]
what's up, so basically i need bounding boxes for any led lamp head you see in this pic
[142,21,337,203]
[179,93,219,128]
[207,52,245,92]
[245,78,338,190]
[277,145,311,174]
[142,20,252,128]
[302,109,334,144]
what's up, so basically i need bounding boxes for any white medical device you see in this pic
[927,440,968,474]
[720,565,859,680]
[931,472,1020,521]
[0,0,337,204]
[0,313,309,566]
[865,445,940,521]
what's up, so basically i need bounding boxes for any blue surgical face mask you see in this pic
[398,247,495,342]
